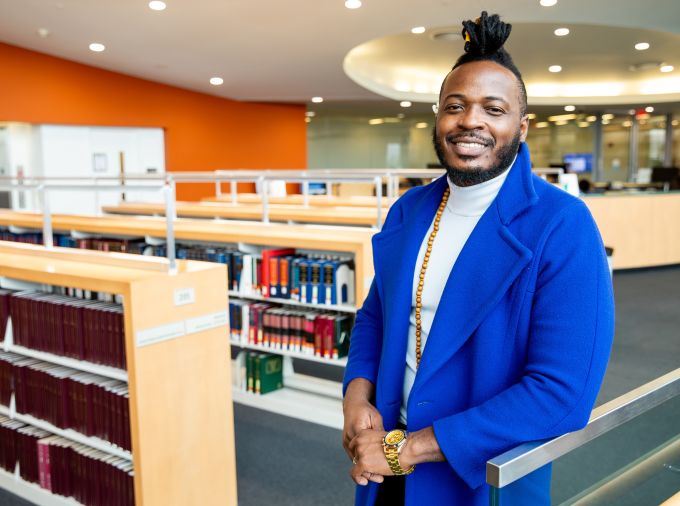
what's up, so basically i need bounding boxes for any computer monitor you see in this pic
[563,153,593,173]
[307,182,327,195]
[650,167,679,184]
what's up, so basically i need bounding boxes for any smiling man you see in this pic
[342,12,614,506]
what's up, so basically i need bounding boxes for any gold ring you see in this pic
[352,456,358,465]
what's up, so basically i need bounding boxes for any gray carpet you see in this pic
[1,266,679,506]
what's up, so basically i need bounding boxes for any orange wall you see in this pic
[0,42,307,200]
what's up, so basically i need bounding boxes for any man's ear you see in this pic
[519,114,529,142]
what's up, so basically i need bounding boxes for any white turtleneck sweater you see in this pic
[399,163,513,425]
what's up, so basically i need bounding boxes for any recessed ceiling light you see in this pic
[540,0,558,6]
[400,101,412,108]
[564,105,576,112]
[311,96,324,103]
[209,77,224,86]
[345,0,362,9]
[672,120,679,126]
[555,120,568,126]
[535,122,549,128]
[602,113,615,120]
[634,42,650,51]
[578,122,590,128]
[148,1,166,10]
[548,65,562,73]
[527,113,537,119]
[645,106,654,113]
[602,120,611,125]
[369,118,384,125]
[89,43,105,52]
[305,111,316,117]
[37,28,50,39]
[554,28,569,36]
[622,121,632,127]
[411,26,426,34]
[660,65,674,73]
[415,122,428,129]
[587,116,598,122]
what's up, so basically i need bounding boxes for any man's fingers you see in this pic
[365,471,384,483]
[350,466,369,486]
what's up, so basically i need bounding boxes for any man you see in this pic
[342,12,614,506]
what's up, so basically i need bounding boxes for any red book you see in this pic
[313,315,326,357]
[260,248,295,297]
[323,315,335,359]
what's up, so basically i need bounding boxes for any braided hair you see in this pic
[449,11,527,115]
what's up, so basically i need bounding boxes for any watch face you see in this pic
[384,430,405,446]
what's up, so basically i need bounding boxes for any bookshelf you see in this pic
[102,201,385,227]
[0,241,237,506]
[0,210,375,430]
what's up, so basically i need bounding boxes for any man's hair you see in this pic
[449,11,527,115]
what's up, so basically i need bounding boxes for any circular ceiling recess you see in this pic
[343,23,680,106]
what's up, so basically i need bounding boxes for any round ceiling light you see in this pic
[311,96,324,103]
[645,106,654,113]
[148,1,166,10]
[411,26,426,34]
[660,65,674,73]
[345,0,362,9]
[400,101,412,108]
[540,0,558,6]
[634,42,650,51]
[548,65,562,73]
[564,105,576,111]
[415,122,428,129]
[89,43,106,52]
[209,77,224,86]
[554,28,570,36]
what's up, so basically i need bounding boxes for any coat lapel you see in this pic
[411,143,538,395]
[371,177,448,405]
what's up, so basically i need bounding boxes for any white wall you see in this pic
[4,124,166,215]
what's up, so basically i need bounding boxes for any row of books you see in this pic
[240,352,283,395]
[0,416,134,505]
[0,352,131,451]
[229,299,353,359]
[8,290,126,370]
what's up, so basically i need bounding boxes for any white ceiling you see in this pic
[0,0,679,105]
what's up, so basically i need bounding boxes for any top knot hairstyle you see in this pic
[451,11,527,115]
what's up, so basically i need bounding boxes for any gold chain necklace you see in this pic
[415,187,450,368]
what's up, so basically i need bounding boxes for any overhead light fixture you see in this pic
[602,119,611,125]
[578,122,590,128]
[311,96,324,103]
[634,42,650,51]
[534,122,549,128]
[209,77,224,86]
[554,28,569,36]
[305,111,316,117]
[400,101,412,108]
[555,120,569,126]
[527,113,537,119]
[148,1,167,10]
[673,120,679,126]
[369,118,384,125]
[540,0,558,6]
[345,0,362,9]
[586,115,598,122]
[628,109,636,115]
[548,113,576,122]
[411,26,426,34]
[564,105,576,112]
[397,113,405,119]
[622,121,632,127]
[602,113,615,120]
[645,106,654,113]
[548,65,562,73]
[89,43,106,52]
[660,65,674,73]
[415,122,428,129]
[37,28,50,39]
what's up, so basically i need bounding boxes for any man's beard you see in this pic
[432,127,521,187]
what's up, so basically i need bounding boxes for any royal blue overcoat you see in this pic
[343,143,615,506]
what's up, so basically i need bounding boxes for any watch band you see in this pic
[383,430,416,476]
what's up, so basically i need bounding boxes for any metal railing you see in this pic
[486,367,680,490]
[0,177,178,274]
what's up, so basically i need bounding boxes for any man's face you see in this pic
[433,60,528,186]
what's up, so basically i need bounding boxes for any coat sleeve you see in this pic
[432,201,615,489]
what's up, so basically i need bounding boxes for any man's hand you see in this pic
[348,428,392,485]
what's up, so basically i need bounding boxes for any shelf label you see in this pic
[186,310,229,334]
[136,321,185,348]
[174,287,196,306]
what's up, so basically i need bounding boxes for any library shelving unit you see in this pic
[0,240,237,505]
[0,210,375,430]
[101,201,386,227]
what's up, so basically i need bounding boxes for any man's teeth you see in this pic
[455,142,486,148]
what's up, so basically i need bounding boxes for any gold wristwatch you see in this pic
[382,429,415,475]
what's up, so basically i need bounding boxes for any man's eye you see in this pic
[445,104,463,112]
[487,107,505,114]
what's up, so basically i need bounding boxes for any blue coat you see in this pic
[343,143,615,506]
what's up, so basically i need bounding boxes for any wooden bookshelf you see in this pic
[0,210,375,302]
[203,193,392,208]
[0,241,237,506]
[102,201,386,227]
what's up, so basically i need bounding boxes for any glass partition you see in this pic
[638,115,668,170]
[488,369,680,506]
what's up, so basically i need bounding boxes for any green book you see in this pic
[246,352,255,393]
[334,315,353,359]
[254,354,262,394]
[258,354,284,395]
